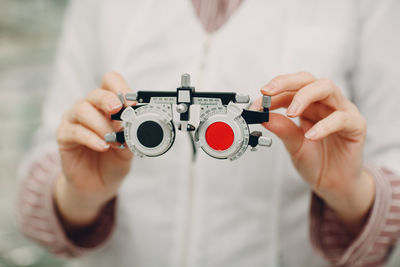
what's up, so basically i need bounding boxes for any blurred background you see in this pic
[0,1,399,267]
[0,0,68,266]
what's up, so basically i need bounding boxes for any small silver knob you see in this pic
[125,92,138,101]
[117,93,125,105]
[181,73,191,87]
[104,132,117,143]
[262,95,271,109]
[258,136,272,147]
[235,94,250,103]
[176,103,188,113]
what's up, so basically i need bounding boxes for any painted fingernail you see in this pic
[287,102,299,116]
[98,140,110,149]
[305,129,317,139]
[107,98,122,110]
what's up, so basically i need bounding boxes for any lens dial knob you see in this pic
[120,104,175,157]
[195,103,249,160]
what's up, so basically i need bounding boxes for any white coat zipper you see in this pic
[180,33,213,267]
[180,159,196,267]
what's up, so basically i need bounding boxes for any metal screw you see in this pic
[104,132,117,143]
[117,93,125,105]
[262,95,271,109]
[258,136,273,147]
[176,103,188,113]
[125,92,138,101]
[181,73,191,87]
[235,94,250,103]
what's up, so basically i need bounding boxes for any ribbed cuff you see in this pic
[18,146,117,258]
[310,164,400,267]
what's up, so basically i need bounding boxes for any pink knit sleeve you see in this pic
[310,164,400,266]
[17,147,117,258]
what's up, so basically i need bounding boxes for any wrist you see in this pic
[316,169,376,234]
[54,174,112,230]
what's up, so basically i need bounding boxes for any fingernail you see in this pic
[262,81,278,94]
[107,98,122,110]
[98,140,110,149]
[287,101,299,116]
[305,129,317,139]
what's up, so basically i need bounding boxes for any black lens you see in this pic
[137,121,164,148]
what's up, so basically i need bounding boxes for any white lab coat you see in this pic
[32,0,400,266]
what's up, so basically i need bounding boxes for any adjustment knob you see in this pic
[235,94,250,104]
[104,132,117,142]
[262,95,271,109]
[125,92,138,101]
[176,103,188,113]
[181,73,191,87]
[258,136,272,147]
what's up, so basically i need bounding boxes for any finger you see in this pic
[67,101,114,138]
[249,97,262,111]
[286,79,346,117]
[251,94,333,123]
[57,122,110,152]
[86,88,122,114]
[261,72,316,96]
[262,113,304,156]
[300,103,334,122]
[299,117,314,133]
[249,92,295,111]
[270,92,296,110]
[304,111,366,140]
[110,142,134,161]
[101,72,131,94]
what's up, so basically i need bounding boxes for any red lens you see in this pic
[205,122,234,151]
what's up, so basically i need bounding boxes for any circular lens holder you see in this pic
[105,73,272,160]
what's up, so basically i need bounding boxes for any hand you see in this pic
[55,72,133,229]
[256,72,375,233]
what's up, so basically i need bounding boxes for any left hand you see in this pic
[254,72,375,233]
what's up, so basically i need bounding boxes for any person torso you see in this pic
[75,1,357,266]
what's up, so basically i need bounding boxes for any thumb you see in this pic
[112,145,134,161]
[262,113,304,155]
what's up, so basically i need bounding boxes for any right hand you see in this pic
[55,72,133,229]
